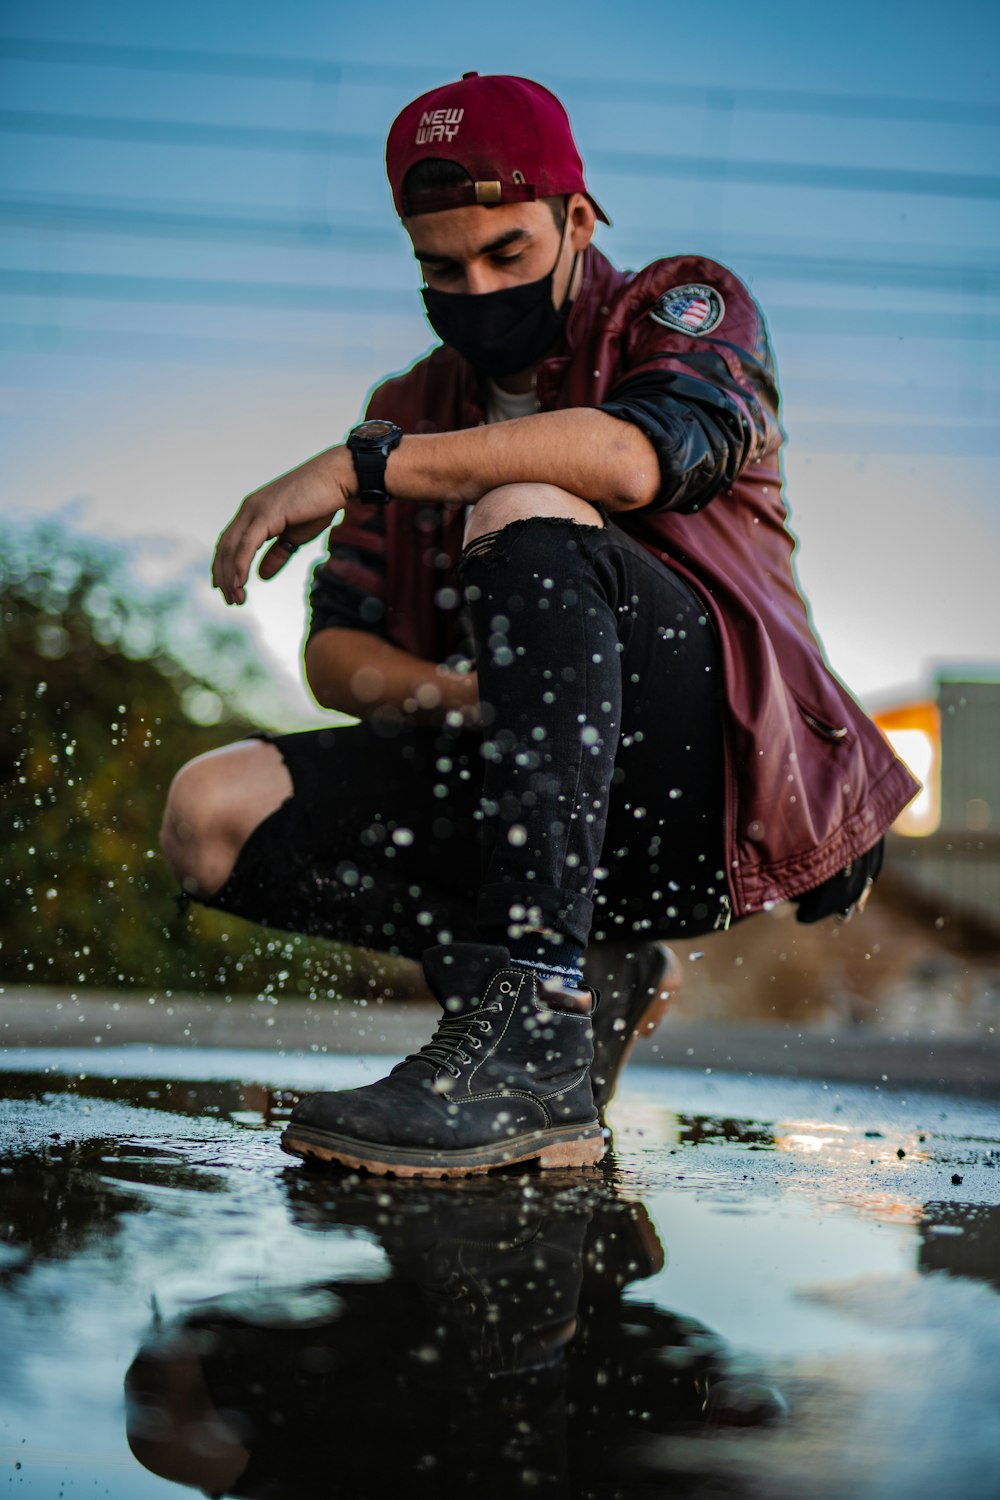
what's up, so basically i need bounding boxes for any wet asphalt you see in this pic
[1,1039,999,1499]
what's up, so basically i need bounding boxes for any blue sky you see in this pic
[2,0,999,720]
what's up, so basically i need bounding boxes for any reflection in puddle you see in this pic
[4,1067,297,1130]
[677,1113,776,1149]
[919,1201,1000,1291]
[125,1176,787,1497]
[1,1057,999,1497]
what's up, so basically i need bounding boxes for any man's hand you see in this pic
[305,628,481,727]
[212,445,354,605]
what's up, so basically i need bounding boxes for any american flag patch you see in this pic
[650,283,725,336]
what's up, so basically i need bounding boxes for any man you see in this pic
[162,73,918,1178]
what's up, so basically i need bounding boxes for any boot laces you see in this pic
[407,1002,503,1078]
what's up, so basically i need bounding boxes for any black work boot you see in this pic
[281,942,605,1177]
[584,940,683,1116]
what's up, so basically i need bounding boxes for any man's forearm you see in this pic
[213,407,660,607]
[337,408,659,512]
[304,629,479,726]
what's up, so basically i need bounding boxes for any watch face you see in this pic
[354,419,397,443]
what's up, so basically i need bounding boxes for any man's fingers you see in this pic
[229,518,275,602]
[213,526,257,606]
[211,526,232,594]
[212,539,234,600]
[212,501,254,601]
[213,536,240,596]
[213,530,243,604]
[213,519,295,603]
[258,538,297,580]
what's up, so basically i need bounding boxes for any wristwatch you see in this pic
[346,419,403,504]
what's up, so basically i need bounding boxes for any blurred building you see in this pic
[874,673,1000,935]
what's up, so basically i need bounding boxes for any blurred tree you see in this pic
[0,516,357,997]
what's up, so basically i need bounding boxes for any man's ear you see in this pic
[567,193,597,253]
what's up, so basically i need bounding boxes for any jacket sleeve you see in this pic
[307,505,389,643]
[599,261,784,515]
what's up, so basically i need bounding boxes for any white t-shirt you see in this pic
[483,379,541,426]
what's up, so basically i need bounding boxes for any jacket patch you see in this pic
[650,284,725,336]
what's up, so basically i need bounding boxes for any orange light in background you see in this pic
[873,700,941,836]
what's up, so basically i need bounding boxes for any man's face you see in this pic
[404,194,595,304]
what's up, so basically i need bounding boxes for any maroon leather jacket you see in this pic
[320,246,918,918]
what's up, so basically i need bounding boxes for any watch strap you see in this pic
[353,443,390,503]
[347,421,402,504]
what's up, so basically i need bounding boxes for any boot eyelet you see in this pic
[469,1038,481,1049]
[499,981,513,993]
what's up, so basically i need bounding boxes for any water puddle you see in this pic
[2,1051,999,1497]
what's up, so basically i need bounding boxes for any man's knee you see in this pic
[159,739,292,896]
[463,483,605,549]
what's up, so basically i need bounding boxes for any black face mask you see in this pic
[421,226,576,378]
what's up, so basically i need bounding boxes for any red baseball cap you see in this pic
[386,72,610,224]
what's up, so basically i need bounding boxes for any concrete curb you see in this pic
[2,989,998,1095]
[0,989,434,1057]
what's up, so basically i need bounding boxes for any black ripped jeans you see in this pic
[204,513,730,956]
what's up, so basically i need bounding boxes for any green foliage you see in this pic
[0,516,351,996]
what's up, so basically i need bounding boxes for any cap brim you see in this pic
[587,192,611,227]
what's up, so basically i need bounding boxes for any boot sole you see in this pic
[280,1121,606,1178]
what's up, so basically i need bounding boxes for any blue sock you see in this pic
[506,930,585,990]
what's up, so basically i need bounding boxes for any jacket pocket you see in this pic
[791,691,852,745]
